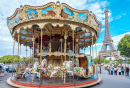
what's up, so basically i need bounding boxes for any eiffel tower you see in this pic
[99,8,122,59]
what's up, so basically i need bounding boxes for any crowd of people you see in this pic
[105,66,129,77]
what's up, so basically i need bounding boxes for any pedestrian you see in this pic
[106,66,108,70]
[121,66,124,75]
[84,64,88,75]
[118,66,121,75]
[111,67,113,75]
[126,67,129,77]
[107,67,110,75]
[0,65,2,74]
[114,66,117,75]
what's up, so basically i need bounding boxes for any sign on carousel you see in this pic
[42,52,48,56]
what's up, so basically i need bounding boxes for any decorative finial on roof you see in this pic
[20,5,23,9]
[56,1,60,6]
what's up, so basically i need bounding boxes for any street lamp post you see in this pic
[110,50,111,67]
[99,55,101,74]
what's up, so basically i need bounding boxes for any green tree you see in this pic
[127,59,130,64]
[117,34,130,58]
[93,57,108,64]
[0,55,20,63]
[118,59,123,66]
[116,62,119,66]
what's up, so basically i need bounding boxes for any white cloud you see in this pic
[110,12,126,22]
[112,32,130,46]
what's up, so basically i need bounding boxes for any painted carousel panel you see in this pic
[20,29,32,34]
[26,41,32,44]
[77,13,88,22]
[9,19,14,27]
[80,32,92,38]
[41,6,56,18]
[97,24,100,36]
[14,13,22,23]
[91,17,97,28]
[75,27,82,32]
[25,9,38,19]
[20,36,31,40]
[61,7,74,19]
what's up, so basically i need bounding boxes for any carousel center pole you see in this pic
[60,39,63,80]
[92,37,94,75]
[60,39,63,66]
[16,31,20,77]
[39,28,43,80]
[64,32,67,83]
[49,34,52,65]
[32,29,35,82]
[72,30,74,82]
[33,33,35,64]
[76,39,79,67]
[12,39,15,77]
[68,42,70,61]
[92,37,93,59]
[90,45,91,56]
[95,43,97,73]
[26,45,28,68]
[19,43,21,73]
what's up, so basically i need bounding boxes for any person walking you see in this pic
[126,67,129,77]
[0,65,2,74]
[111,67,113,75]
[121,66,124,75]
[118,66,121,75]
[106,66,108,70]
[114,66,117,75]
[108,67,110,75]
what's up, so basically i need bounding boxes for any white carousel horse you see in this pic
[22,61,40,78]
[50,61,73,78]
[37,59,52,77]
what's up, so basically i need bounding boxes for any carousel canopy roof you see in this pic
[7,2,102,48]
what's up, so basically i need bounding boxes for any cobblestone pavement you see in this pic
[0,68,130,88]
[90,67,130,88]
[0,71,14,88]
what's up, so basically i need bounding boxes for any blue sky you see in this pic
[0,0,130,58]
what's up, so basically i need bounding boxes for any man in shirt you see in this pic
[0,65,2,74]
[126,67,129,77]
[118,66,121,75]
[114,66,117,75]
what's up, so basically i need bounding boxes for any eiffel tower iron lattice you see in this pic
[99,8,122,59]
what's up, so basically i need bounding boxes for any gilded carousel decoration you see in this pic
[7,1,102,88]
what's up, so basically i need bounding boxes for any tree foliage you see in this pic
[0,55,20,63]
[127,59,130,64]
[117,34,130,58]
[0,55,35,64]
[116,61,119,66]
[92,57,110,64]
[118,59,123,65]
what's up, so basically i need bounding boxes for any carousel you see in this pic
[7,1,102,88]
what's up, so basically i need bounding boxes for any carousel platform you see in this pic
[7,75,101,88]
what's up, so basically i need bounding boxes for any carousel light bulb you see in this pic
[64,35,68,39]
[60,39,63,42]
[32,38,35,41]
[76,39,79,42]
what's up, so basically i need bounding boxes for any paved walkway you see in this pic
[91,67,130,88]
[1,68,130,88]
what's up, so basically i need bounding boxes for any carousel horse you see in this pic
[22,61,40,78]
[50,61,73,78]
[23,59,52,78]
